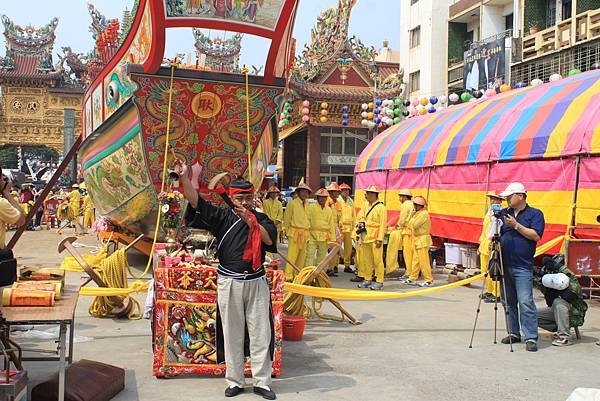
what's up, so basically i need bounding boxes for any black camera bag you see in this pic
[0,247,17,287]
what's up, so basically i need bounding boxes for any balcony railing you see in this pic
[521,8,600,61]
[447,62,464,85]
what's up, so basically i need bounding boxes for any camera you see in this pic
[491,203,505,219]
[355,221,366,235]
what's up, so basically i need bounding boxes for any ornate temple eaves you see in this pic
[289,80,403,103]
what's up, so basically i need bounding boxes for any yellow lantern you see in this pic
[500,84,511,93]
[368,102,374,109]
[320,102,329,109]
[420,97,428,106]
[367,112,374,120]
[320,116,328,123]
[418,107,427,115]
[320,109,329,116]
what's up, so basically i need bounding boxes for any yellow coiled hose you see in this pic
[88,249,142,320]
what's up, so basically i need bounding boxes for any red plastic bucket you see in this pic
[282,315,307,341]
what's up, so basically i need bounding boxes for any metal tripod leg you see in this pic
[468,270,490,348]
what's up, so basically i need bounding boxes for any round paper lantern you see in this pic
[485,88,496,97]
[367,112,374,119]
[469,97,477,102]
[513,82,526,89]
[361,119,369,126]
[284,102,291,108]
[420,97,428,106]
[403,99,411,107]
[367,121,376,129]
[301,107,310,115]
[429,96,438,105]
[410,108,418,116]
[530,78,543,86]
[368,102,374,109]
[427,106,436,113]
[361,103,369,110]
[280,113,286,119]
[321,102,329,109]
[591,63,600,70]
[302,115,310,122]
[394,98,403,107]
[278,120,285,128]
[342,120,349,126]
[500,84,511,92]
[386,109,394,117]
[320,116,328,123]
[302,100,310,107]
[373,108,381,115]
[342,113,349,119]
[449,93,459,103]
[472,90,483,99]
[341,105,349,113]
[568,69,581,76]
[375,99,382,107]
[411,97,419,107]
[393,117,401,124]
[320,109,328,116]
[361,111,368,118]
[460,92,472,102]
[373,117,381,124]
[402,109,410,117]
[394,108,402,116]
[282,118,289,125]
[549,73,562,82]
[418,108,427,115]
[438,95,447,104]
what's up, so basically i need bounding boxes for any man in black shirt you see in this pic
[177,165,278,400]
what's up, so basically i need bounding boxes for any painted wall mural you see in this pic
[163,0,286,31]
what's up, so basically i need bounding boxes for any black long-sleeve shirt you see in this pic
[184,195,277,280]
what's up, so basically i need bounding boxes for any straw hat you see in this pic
[364,185,380,194]
[326,183,340,192]
[398,189,412,197]
[267,185,280,194]
[71,183,79,189]
[413,196,427,206]
[486,190,504,200]
[315,188,329,197]
[339,183,351,190]
[295,183,312,193]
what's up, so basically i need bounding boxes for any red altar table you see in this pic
[152,260,284,378]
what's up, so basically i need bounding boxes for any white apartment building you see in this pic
[400,0,455,100]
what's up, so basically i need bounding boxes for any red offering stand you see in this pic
[152,259,284,378]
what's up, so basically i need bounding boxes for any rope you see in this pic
[141,62,178,277]
[88,249,142,320]
[283,266,333,318]
[242,66,253,183]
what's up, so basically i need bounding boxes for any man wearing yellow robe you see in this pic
[404,196,433,287]
[339,183,355,273]
[282,182,311,281]
[326,183,344,274]
[306,189,337,268]
[478,191,504,302]
[386,189,414,277]
[263,185,284,244]
[356,186,387,291]
[83,193,95,229]
[62,184,85,235]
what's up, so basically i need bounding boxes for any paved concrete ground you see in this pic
[9,229,600,401]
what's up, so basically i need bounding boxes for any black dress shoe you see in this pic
[525,341,538,352]
[253,386,276,400]
[344,266,353,273]
[501,335,521,344]
[225,386,244,397]
[350,276,364,282]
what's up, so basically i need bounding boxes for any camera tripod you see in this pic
[468,218,514,352]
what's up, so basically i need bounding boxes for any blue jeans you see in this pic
[501,265,538,342]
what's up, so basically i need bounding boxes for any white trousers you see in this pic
[217,276,272,388]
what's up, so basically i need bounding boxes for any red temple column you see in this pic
[306,125,321,192]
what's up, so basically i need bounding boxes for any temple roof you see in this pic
[0,15,62,83]
[289,1,403,102]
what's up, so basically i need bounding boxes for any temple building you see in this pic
[278,0,403,191]
[0,15,87,153]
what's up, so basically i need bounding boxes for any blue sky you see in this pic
[0,0,400,69]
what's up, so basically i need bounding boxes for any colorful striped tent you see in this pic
[355,70,600,247]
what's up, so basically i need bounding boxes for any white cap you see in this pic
[499,182,527,197]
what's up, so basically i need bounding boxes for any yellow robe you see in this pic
[409,209,433,282]
[83,195,95,228]
[340,197,356,266]
[67,190,81,217]
[283,197,311,280]
[386,199,414,273]
[263,198,283,239]
[478,210,499,297]
[357,201,387,283]
[305,203,336,267]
